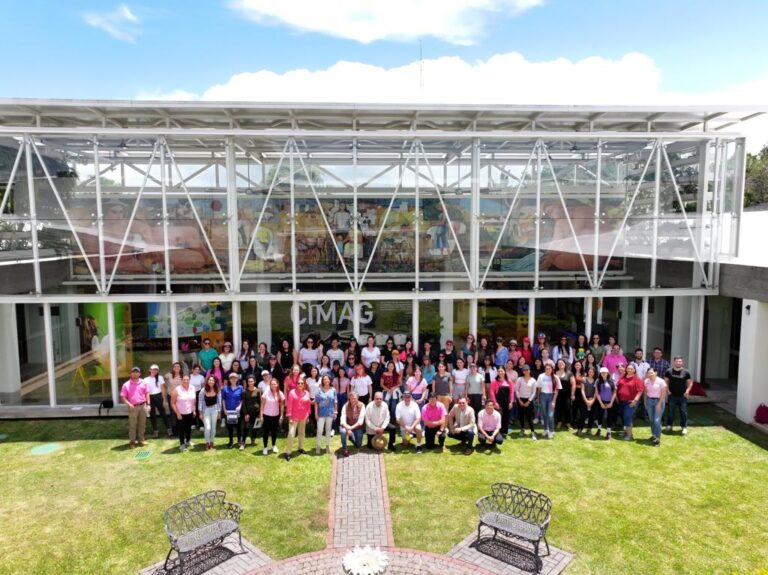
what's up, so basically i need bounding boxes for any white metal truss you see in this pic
[0,142,23,215]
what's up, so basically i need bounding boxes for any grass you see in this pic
[0,419,331,575]
[385,404,768,575]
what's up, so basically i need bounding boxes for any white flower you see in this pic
[342,546,389,575]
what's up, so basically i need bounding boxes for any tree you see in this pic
[744,144,768,208]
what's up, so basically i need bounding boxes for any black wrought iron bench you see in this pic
[476,483,552,563]
[163,490,245,573]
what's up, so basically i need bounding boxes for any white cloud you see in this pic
[84,4,141,42]
[135,89,199,101]
[138,51,768,151]
[228,0,543,45]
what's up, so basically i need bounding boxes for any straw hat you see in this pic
[371,434,388,450]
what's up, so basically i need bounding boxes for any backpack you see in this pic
[755,404,768,424]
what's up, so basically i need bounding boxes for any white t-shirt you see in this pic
[361,346,382,369]
[299,347,320,367]
[189,373,205,393]
[327,348,345,366]
[515,377,537,399]
[452,368,469,386]
[306,377,321,399]
[395,400,421,427]
[143,375,165,395]
[219,352,235,371]
[258,381,270,395]
[351,375,372,397]
[536,373,562,394]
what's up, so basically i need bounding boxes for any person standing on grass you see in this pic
[466,363,485,416]
[144,364,170,438]
[198,375,221,450]
[577,366,599,435]
[447,397,477,455]
[285,378,311,461]
[665,356,693,435]
[259,378,284,455]
[314,375,337,454]
[596,367,617,440]
[644,368,667,446]
[616,363,644,441]
[189,364,205,430]
[351,363,373,405]
[219,341,236,371]
[432,362,453,412]
[405,368,427,407]
[648,347,671,378]
[536,363,561,440]
[477,399,504,448]
[421,393,448,450]
[242,375,262,447]
[395,391,423,453]
[171,375,197,452]
[121,366,149,448]
[164,361,185,436]
[222,372,244,450]
[514,365,537,440]
[365,391,391,449]
[554,359,572,430]
[490,367,514,439]
[340,391,366,456]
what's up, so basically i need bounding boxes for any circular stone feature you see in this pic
[31,443,62,455]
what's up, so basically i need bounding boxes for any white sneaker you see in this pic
[665,425,672,432]
[531,433,537,441]
[330,429,335,437]
[179,444,186,452]
[262,448,268,455]
[186,441,194,449]
[272,445,279,454]
[681,428,688,435]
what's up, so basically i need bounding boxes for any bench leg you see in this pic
[533,540,542,573]
[238,529,246,554]
[178,552,185,575]
[163,547,174,571]
[476,523,481,544]
[543,536,550,557]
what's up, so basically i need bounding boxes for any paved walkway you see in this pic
[140,534,271,575]
[449,532,573,575]
[327,450,394,549]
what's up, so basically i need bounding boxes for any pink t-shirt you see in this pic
[175,385,196,415]
[263,389,285,417]
[287,389,311,421]
[421,402,447,424]
[603,353,628,376]
[121,379,148,405]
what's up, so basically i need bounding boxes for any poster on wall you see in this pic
[147,302,231,339]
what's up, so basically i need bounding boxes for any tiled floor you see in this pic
[139,534,271,575]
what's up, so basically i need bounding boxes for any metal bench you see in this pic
[476,483,551,564]
[163,490,245,573]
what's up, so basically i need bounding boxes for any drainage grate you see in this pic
[134,450,152,460]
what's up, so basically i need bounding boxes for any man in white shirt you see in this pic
[395,391,423,453]
[365,392,391,448]
[477,400,504,448]
[144,364,169,438]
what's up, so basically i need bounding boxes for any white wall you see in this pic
[736,299,768,423]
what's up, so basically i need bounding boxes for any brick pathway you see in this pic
[328,450,394,549]
[448,532,573,575]
[140,534,271,575]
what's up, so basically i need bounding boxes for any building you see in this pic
[0,99,765,421]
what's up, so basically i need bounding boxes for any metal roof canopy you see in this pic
[0,98,765,135]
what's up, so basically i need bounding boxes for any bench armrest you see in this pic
[221,501,243,523]
[539,513,551,535]
[476,494,500,516]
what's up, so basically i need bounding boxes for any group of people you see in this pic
[120,331,694,455]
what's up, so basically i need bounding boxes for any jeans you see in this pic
[262,414,280,448]
[336,393,348,430]
[316,415,334,451]
[449,429,475,448]
[540,393,555,434]
[202,406,218,442]
[287,419,306,453]
[620,400,638,428]
[646,397,665,439]
[666,396,688,428]
[341,427,363,449]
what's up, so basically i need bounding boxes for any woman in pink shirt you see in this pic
[260,378,285,455]
[285,379,311,461]
[643,367,667,446]
[405,368,428,406]
[171,375,197,452]
[283,364,302,398]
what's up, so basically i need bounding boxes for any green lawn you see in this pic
[0,419,330,575]
[385,404,768,575]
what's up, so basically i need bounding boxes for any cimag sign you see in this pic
[298,301,373,326]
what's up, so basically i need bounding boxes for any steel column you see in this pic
[107,301,119,405]
[226,137,239,293]
[160,140,172,293]
[170,301,179,364]
[594,140,602,287]
[412,299,419,350]
[94,140,107,293]
[584,297,593,340]
[641,296,649,354]
[469,298,478,340]
[534,141,542,290]
[232,301,242,352]
[24,136,42,293]
[43,303,56,407]
[528,297,535,343]
[470,138,481,286]
[650,141,662,288]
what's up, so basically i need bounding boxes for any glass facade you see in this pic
[0,104,748,406]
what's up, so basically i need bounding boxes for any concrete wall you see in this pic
[736,300,768,423]
[704,296,733,381]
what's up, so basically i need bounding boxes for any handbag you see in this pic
[226,410,239,425]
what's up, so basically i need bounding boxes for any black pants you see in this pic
[571,396,583,426]
[469,394,484,416]
[245,410,259,441]
[496,386,512,436]
[555,392,571,425]
[262,415,279,448]
[578,401,597,431]
[148,393,168,434]
[178,413,194,446]
[424,425,446,449]
[227,417,244,445]
[598,405,616,430]
[478,431,505,446]
[517,399,535,432]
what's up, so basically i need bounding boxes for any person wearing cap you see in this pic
[447,397,477,455]
[365,391,390,449]
[596,366,617,439]
[266,354,284,382]
[533,332,550,361]
[421,393,448,450]
[493,336,509,368]
[477,400,504,448]
[219,342,236,371]
[515,365,537,439]
[258,370,272,395]
[441,340,457,371]
[340,391,366,456]
[222,372,245,449]
[508,339,523,366]
[171,375,197,451]
[144,364,170,438]
[395,391,423,453]
[121,367,149,447]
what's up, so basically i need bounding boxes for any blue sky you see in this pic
[2,0,767,100]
